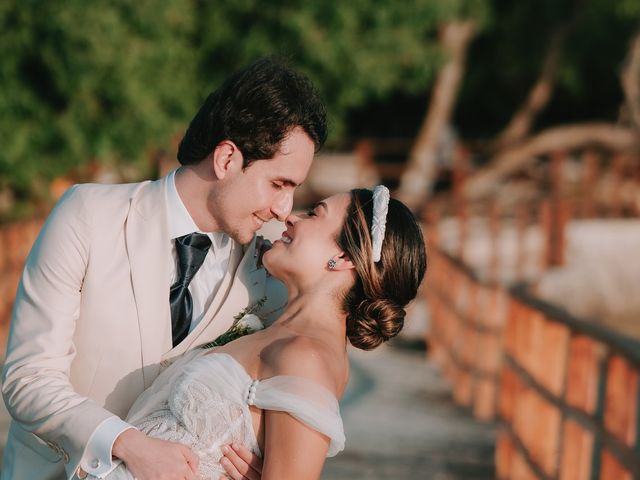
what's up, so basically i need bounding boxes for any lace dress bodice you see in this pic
[100,348,345,479]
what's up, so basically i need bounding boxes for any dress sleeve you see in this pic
[253,376,345,457]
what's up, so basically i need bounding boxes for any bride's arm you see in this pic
[262,410,330,480]
[260,337,340,480]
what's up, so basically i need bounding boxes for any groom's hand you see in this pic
[219,443,262,480]
[113,429,199,480]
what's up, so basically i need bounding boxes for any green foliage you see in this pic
[616,0,640,19]
[4,0,485,206]
[456,0,640,138]
[1,0,637,211]
[189,0,463,138]
[0,0,197,200]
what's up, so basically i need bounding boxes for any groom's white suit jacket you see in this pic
[1,176,286,480]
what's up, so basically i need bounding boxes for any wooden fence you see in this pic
[425,212,640,480]
[500,284,640,479]
[424,141,640,479]
[450,148,640,276]
[426,247,640,479]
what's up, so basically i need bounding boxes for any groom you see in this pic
[1,58,327,479]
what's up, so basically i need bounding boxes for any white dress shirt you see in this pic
[166,168,232,333]
[80,170,232,478]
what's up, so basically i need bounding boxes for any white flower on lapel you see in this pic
[237,313,264,332]
[200,296,267,349]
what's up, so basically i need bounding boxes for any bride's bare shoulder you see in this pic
[262,335,345,397]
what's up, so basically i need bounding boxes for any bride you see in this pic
[100,186,426,480]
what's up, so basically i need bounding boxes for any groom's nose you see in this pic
[271,189,294,221]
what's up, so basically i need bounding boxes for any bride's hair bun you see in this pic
[346,299,405,351]
[337,189,427,351]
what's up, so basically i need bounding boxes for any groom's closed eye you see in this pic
[272,177,299,188]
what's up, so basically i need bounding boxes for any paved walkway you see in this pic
[322,342,496,479]
[0,343,496,479]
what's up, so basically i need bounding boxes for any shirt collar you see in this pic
[165,169,231,257]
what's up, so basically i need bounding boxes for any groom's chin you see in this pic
[228,228,254,246]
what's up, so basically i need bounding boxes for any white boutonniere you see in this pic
[200,296,267,349]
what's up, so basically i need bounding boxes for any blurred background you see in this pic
[1,0,640,478]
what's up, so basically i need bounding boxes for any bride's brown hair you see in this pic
[338,189,427,350]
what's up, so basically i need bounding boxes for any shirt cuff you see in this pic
[80,416,135,478]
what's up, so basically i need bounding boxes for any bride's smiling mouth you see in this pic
[279,231,293,244]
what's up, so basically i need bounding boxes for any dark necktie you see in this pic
[170,233,212,347]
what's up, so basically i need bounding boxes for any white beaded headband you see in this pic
[370,185,390,263]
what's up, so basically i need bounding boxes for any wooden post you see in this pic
[489,200,501,283]
[421,202,440,249]
[515,203,530,281]
[539,200,552,274]
[580,150,599,218]
[453,145,470,261]
[496,429,515,478]
[609,152,625,217]
[557,198,571,266]
[452,144,470,197]
[560,419,595,480]
[355,139,375,174]
[548,151,567,267]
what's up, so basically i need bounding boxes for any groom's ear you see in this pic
[212,140,243,180]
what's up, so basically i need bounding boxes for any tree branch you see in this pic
[492,26,569,150]
[395,20,477,210]
[464,123,638,199]
[621,31,640,132]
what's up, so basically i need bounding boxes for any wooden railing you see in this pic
[426,247,640,479]
[500,284,640,479]
[449,148,640,276]
[422,139,640,479]
[425,248,508,420]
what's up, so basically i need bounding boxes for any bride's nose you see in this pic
[285,213,300,227]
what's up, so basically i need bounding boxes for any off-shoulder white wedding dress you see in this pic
[99,348,345,479]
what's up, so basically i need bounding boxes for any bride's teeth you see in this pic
[281,236,291,244]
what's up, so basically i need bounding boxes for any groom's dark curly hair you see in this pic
[177,57,327,167]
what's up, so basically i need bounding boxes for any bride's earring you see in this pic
[327,258,337,270]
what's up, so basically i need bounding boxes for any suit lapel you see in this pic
[125,178,172,388]
[172,237,267,356]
